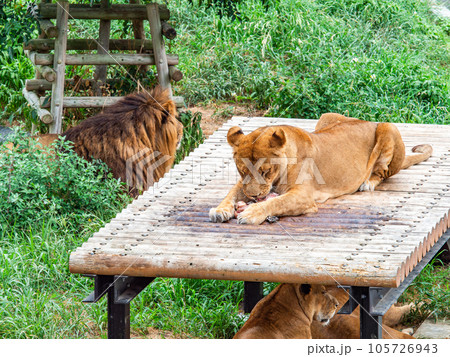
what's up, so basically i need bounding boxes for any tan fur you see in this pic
[210,113,432,224]
[234,284,413,339]
[233,284,339,339]
[310,287,414,339]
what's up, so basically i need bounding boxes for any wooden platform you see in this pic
[69,117,450,288]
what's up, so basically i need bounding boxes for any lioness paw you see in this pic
[237,204,267,225]
[358,181,375,192]
[209,206,234,223]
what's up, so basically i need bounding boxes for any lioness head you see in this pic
[299,284,339,325]
[227,126,287,200]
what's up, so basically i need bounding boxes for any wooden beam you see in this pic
[38,19,58,38]
[22,88,53,124]
[49,0,69,134]
[161,21,177,40]
[169,66,183,82]
[147,3,172,96]
[94,0,111,84]
[40,96,185,108]
[39,3,170,21]
[32,53,179,66]
[130,0,148,74]
[36,66,56,82]
[24,39,154,52]
[26,78,125,91]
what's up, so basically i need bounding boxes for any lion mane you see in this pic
[62,86,183,194]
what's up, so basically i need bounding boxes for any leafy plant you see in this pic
[0,131,130,231]
[175,110,204,164]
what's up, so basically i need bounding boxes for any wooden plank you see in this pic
[24,38,154,52]
[22,88,53,124]
[94,0,111,84]
[68,117,450,289]
[69,252,401,287]
[39,3,170,21]
[26,78,138,91]
[130,0,149,74]
[49,0,68,134]
[36,66,56,82]
[161,21,177,40]
[33,53,179,66]
[38,19,57,38]
[169,66,183,82]
[39,95,185,108]
[147,3,172,96]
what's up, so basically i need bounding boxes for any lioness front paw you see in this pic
[237,204,267,225]
[209,206,234,223]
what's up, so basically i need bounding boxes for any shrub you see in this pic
[0,131,130,231]
[175,110,204,163]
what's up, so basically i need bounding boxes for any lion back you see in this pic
[63,86,180,192]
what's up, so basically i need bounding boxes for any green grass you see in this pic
[171,0,450,123]
[399,256,450,326]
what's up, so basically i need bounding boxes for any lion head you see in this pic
[298,284,339,325]
[227,125,289,200]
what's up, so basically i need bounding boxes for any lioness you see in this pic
[210,113,432,224]
[310,287,415,339]
[234,285,414,339]
[233,284,339,339]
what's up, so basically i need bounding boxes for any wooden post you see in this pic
[49,0,69,134]
[147,3,172,97]
[130,0,148,74]
[94,0,111,87]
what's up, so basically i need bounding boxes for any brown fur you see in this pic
[210,113,432,224]
[63,87,182,194]
[3,87,183,194]
[233,284,339,339]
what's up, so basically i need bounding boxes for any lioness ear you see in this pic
[300,284,311,295]
[269,128,286,148]
[227,126,245,148]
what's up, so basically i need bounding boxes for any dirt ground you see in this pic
[188,102,267,137]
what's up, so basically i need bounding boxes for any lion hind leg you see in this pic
[359,123,405,192]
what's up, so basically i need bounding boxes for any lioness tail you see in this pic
[401,144,432,170]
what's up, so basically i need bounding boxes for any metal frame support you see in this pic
[107,288,130,339]
[352,286,383,339]
[244,282,264,313]
[83,275,154,339]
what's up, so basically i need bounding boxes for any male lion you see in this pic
[210,113,432,224]
[4,87,183,195]
[233,284,339,339]
[63,86,183,194]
